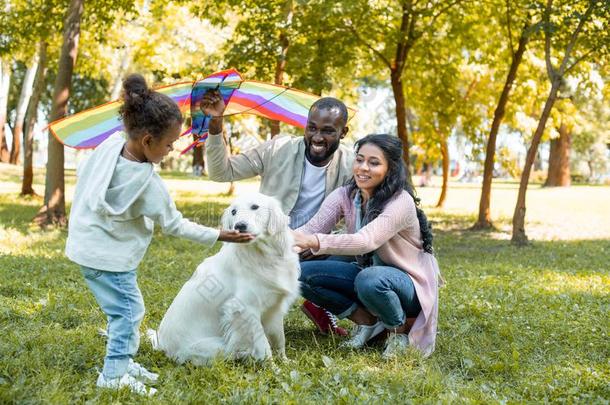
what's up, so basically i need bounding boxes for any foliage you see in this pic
[0,0,64,59]
[496,145,523,178]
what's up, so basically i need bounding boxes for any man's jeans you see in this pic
[299,259,421,328]
[81,266,145,379]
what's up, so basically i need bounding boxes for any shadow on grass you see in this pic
[176,199,227,227]
[435,225,609,274]
[0,202,42,233]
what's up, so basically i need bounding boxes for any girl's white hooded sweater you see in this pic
[66,133,219,272]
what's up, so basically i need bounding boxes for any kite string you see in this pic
[219,86,290,118]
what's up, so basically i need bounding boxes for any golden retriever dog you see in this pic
[149,193,300,365]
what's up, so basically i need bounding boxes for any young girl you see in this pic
[292,134,441,358]
[65,74,253,395]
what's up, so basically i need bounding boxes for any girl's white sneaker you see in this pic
[127,359,158,383]
[96,373,157,396]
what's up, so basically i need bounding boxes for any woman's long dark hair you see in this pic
[347,134,433,254]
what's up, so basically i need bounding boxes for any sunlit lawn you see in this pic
[1,163,608,403]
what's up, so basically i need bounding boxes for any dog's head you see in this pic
[221,193,289,239]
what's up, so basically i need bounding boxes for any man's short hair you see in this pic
[309,97,348,126]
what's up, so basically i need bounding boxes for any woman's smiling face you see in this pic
[353,143,389,196]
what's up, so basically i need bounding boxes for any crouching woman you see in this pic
[292,134,441,358]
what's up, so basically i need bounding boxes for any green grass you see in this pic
[0,170,609,403]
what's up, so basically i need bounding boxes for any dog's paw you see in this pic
[146,329,159,350]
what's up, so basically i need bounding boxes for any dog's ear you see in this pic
[221,206,233,230]
[266,198,288,235]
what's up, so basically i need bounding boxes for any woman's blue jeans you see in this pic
[300,258,421,328]
[81,266,145,379]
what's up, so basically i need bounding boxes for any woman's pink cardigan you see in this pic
[298,186,441,356]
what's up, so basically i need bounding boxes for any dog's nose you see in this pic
[234,222,248,233]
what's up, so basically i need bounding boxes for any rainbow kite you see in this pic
[49,82,192,149]
[49,68,355,153]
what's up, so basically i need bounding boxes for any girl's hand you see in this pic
[218,229,255,243]
[200,89,225,117]
[291,230,319,253]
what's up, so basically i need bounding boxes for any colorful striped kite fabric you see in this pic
[49,69,354,150]
[226,80,320,128]
[49,82,192,149]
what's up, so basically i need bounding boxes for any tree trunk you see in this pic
[436,138,449,208]
[391,69,412,184]
[270,0,293,138]
[35,0,84,227]
[10,57,39,164]
[192,134,205,176]
[544,122,571,187]
[586,159,594,181]
[22,42,48,196]
[511,79,560,245]
[474,29,528,229]
[0,60,11,163]
[110,46,131,99]
[533,149,543,171]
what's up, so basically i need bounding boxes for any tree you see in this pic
[544,98,578,186]
[0,59,10,162]
[474,1,543,229]
[30,0,136,225]
[192,134,206,176]
[511,0,609,244]
[35,0,85,226]
[21,42,48,196]
[194,0,362,139]
[122,2,229,81]
[571,79,609,181]
[9,56,38,164]
[340,0,464,179]
[545,121,572,186]
[0,5,8,163]
[0,0,64,165]
[270,0,293,137]
[205,0,295,136]
[402,2,491,208]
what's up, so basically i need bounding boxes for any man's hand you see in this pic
[200,89,224,134]
[200,89,225,117]
[218,229,255,243]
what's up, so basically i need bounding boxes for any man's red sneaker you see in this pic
[301,300,348,336]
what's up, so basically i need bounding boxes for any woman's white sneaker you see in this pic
[341,321,385,349]
[96,373,157,396]
[382,333,409,359]
[128,359,158,383]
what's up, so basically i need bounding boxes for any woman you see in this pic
[292,134,440,358]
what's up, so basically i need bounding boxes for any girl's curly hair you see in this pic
[118,73,183,140]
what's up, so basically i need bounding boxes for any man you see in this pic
[201,91,354,336]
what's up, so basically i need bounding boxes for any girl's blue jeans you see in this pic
[81,266,144,379]
[299,258,421,329]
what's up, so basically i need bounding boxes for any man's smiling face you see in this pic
[303,107,348,167]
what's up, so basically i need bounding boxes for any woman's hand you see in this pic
[291,230,319,253]
[200,89,225,117]
[218,229,255,243]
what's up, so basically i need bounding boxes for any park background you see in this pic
[0,0,609,403]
